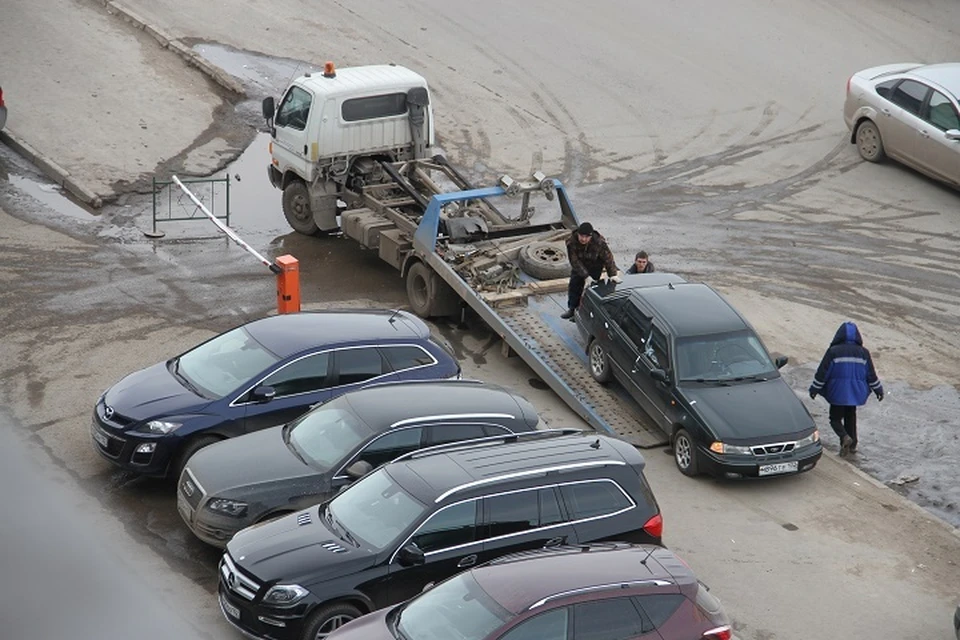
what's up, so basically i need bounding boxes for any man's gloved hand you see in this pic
[610,273,623,284]
[875,390,884,402]
[808,390,817,400]
[584,275,594,287]
[599,274,609,284]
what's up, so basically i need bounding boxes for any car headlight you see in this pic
[138,420,183,434]
[795,430,820,448]
[709,442,753,455]
[206,498,248,517]
[263,584,309,607]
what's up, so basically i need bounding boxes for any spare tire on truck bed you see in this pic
[518,241,569,280]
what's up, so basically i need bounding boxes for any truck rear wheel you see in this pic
[406,262,458,318]
[282,181,320,236]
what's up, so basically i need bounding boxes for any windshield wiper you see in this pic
[684,377,731,386]
[322,505,359,547]
[733,374,768,382]
[170,358,205,397]
[390,607,411,640]
[283,428,309,465]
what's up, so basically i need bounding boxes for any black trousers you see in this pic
[567,267,604,310]
[829,405,858,445]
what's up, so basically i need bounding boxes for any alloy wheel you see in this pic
[314,614,355,640]
[675,434,692,469]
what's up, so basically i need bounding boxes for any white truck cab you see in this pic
[263,63,434,234]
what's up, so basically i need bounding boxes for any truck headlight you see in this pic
[263,584,309,606]
[206,499,248,517]
[795,430,820,448]
[709,442,752,455]
[139,420,183,434]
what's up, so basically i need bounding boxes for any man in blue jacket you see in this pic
[809,321,884,456]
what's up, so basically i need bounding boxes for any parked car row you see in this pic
[89,291,825,640]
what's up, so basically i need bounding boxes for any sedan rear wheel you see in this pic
[673,428,700,477]
[855,120,886,163]
[588,339,612,384]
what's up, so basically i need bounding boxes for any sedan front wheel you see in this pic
[855,120,886,163]
[673,428,700,477]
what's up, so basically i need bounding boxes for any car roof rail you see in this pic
[390,428,585,464]
[354,377,486,391]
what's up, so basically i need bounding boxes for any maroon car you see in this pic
[327,542,731,640]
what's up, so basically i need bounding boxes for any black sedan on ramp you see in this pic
[178,379,540,547]
[576,274,822,479]
[91,310,460,479]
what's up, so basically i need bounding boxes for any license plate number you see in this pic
[92,428,109,448]
[220,593,240,619]
[759,461,798,476]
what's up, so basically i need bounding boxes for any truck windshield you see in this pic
[328,469,425,550]
[275,86,312,131]
[676,331,777,382]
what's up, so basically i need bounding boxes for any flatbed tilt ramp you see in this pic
[403,171,669,449]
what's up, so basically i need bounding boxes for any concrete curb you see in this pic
[101,0,246,97]
[0,129,103,208]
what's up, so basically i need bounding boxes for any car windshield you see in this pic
[394,572,510,640]
[676,331,777,382]
[328,469,425,551]
[175,327,280,398]
[287,405,370,470]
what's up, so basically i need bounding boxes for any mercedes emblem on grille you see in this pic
[227,571,236,589]
[103,405,115,420]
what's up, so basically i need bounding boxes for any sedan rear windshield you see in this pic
[176,327,280,398]
[676,331,776,382]
[287,405,369,470]
[329,469,425,550]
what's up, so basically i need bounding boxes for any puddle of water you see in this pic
[222,132,285,236]
[7,175,97,220]
[193,43,321,95]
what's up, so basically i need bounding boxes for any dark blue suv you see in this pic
[91,310,460,478]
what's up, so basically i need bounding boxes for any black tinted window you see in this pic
[412,501,477,553]
[645,328,670,370]
[499,608,568,640]
[560,481,631,520]
[486,491,539,538]
[890,80,929,116]
[926,91,960,131]
[617,311,649,349]
[483,425,511,437]
[258,352,330,398]
[336,348,385,385]
[429,424,489,446]
[875,79,898,99]
[356,428,422,468]
[634,594,685,628]
[573,598,648,640]
[342,93,407,122]
[275,86,312,130]
[539,487,564,526]
[383,345,435,371]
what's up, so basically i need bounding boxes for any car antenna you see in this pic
[388,309,402,324]
[590,438,601,449]
[667,282,675,290]
[639,545,656,566]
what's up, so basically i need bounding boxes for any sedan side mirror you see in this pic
[344,460,373,480]
[397,542,426,567]
[945,129,960,141]
[775,356,789,369]
[250,385,276,403]
[650,368,669,383]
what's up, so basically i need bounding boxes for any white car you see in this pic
[843,63,960,188]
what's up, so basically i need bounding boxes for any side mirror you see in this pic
[250,385,276,403]
[945,129,960,141]
[775,356,789,369]
[650,368,669,383]
[396,543,426,567]
[344,460,373,480]
[261,96,275,121]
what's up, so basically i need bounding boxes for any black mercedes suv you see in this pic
[217,430,663,640]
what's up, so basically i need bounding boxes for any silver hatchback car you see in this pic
[844,63,960,188]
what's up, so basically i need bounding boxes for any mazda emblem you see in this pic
[103,405,115,420]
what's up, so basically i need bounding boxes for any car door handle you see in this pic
[544,536,565,548]
[457,554,477,568]
[881,109,891,116]
[918,130,930,138]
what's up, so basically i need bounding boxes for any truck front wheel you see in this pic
[406,262,458,318]
[282,181,320,236]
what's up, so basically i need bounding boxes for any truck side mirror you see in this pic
[775,356,789,369]
[261,96,275,121]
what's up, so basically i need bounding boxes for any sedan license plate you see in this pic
[92,428,109,448]
[220,593,240,619]
[759,461,798,476]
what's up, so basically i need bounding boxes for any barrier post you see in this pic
[275,255,301,314]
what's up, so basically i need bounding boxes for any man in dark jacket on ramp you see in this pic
[809,321,884,456]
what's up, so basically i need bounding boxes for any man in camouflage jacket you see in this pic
[561,222,621,320]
